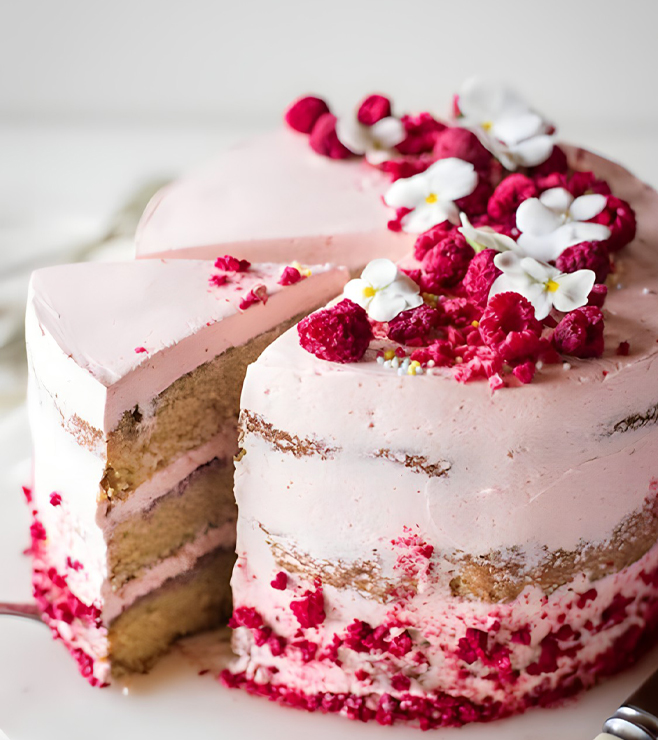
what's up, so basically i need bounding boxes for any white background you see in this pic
[2,0,658,129]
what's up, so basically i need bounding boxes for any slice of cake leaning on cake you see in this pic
[223,83,658,727]
[25,257,347,684]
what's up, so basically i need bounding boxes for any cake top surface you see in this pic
[28,258,342,387]
[135,129,393,258]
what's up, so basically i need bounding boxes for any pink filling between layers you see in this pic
[223,542,658,729]
[27,504,234,685]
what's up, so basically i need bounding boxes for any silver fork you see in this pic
[0,602,43,622]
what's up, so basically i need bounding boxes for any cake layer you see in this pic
[31,512,234,684]
[108,458,236,590]
[135,129,413,268]
[109,548,234,676]
[102,310,304,501]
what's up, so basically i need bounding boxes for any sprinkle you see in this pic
[562,362,571,371]
[427,360,435,368]
[397,367,405,376]
[383,349,396,361]
[392,357,400,369]
[536,360,544,370]
[122,686,130,696]
[292,261,313,278]
[376,355,384,365]
[134,347,147,354]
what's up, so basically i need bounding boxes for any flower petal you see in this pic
[540,188,574,215]
[459,213,520,253]
[368,291,407,323]
[401,202,455,234]
[508,134,555,167]
[516,197,563,236]
[424,158,478,201]
[371,117,406,148]
[365,148,396,165]
[520,257,557,283]
[491,112,544,146]
[494,251,524,275]
[384,172,429,209]
[335,117,369,155]
[516,232,564,263]
[553,222,612,253]
[343,278,372,308]
[552,270,596,313]
[389,275,422,299]
[361,258,398,289]
[528,286,553,321]
[458,77,528,123]
[569,194,608,222]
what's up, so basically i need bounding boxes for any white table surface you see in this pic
[0,124,656,739]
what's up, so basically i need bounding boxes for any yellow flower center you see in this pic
[363,286,376,298]
[546,279,560,293]
[425,193,438,204]
[481,120,493,132]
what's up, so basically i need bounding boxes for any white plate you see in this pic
[1,405,656,740]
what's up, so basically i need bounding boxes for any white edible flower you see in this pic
[457,77,555,170]
[490,252,595,320]
[384,158,478,234]
[516,187,611,262]
[336,115,406,165]
[343,258,422,322]
[458,213,521,254]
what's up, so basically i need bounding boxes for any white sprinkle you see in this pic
[376,355,384,365]
[616,283,624,290]
[415,367,424,375]
[427,360,436,368]
[392,357,400,369]
[563,362,571,371]
[384,360,392,369]
[122,686,130,696]
[397,367,405,376]
[643,287,655,295]
[536,360,544,370]
[401,358,410,371]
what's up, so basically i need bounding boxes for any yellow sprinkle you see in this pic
[407,366,417,376]
[363,286,376,298]
[471,320,480,328]
[291,261,312,277]
[384,349,396,361]
[422,292,438,308]
[425,193,438,204]
[481,120,493,132]
[546,279,560,293]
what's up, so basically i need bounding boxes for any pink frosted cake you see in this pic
[26,78,658,727]
[25,258,347,683]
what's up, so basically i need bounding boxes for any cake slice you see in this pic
[134,129,413,269]
[25,257,347,684]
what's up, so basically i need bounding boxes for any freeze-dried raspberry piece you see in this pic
[309,113,353,159]
[285,96,330,134]
[421,233,474,290]
[478,292,543,362]
[552,307,605,358]
[387,304,441,346]
[298,299,373,363]
[462,249,501,309]
[357,94,392,125]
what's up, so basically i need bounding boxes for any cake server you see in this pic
[596,668,658,739]
[0,602,42,622]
